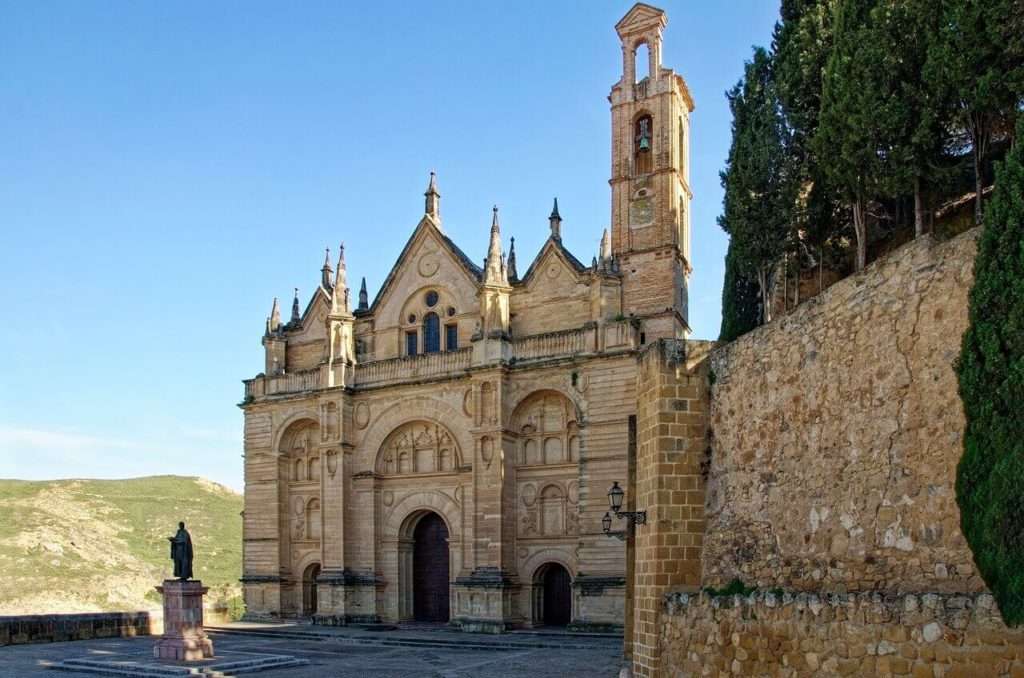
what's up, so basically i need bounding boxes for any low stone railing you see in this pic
[0,605,238,646]
[245,367,322,399]
[243,322,638,399]
[512,326,595,361]
[355,347,472,387]
[0,612,157,646]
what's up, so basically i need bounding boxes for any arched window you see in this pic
[423,312,440,353]
[635,115,653,174]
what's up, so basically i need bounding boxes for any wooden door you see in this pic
[413,513,450,621]
[543,564,571,626]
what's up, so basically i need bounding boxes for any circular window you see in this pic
[425,291,439,307]
[407,313,417,324]
[447,306,456,317]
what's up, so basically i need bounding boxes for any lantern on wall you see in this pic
[602,481,647,541]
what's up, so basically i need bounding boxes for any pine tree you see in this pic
[926,0,1024,225]
[956,117,1024,626]
[718,243,761,342]
[719,47,795,323]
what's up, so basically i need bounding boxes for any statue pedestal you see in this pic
[154,580,214,661]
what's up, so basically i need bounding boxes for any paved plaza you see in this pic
[0,622,627,678]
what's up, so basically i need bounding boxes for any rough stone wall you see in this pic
[660,591,1024,678]
[704,230,983,595]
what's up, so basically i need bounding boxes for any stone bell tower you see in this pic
[609,3,694,339]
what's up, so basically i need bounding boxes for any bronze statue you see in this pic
[168,521,194,581]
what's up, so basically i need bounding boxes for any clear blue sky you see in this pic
[0,2,779,491]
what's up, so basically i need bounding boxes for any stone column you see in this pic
[154,580,214,661]
[451,370,522,632]
[629,339,712,678]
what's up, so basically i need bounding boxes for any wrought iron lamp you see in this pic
[602,481,646,540]
[602,511,626,540]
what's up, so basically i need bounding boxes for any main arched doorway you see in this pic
[302,563,320,616]
[535,563,572,626]
[412,512,450,621]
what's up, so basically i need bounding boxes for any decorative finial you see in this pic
[291,288,301,323]
[270,297,281,329]
[425,170,441,220]
[322,246,333,288]
[598,229,612,273]
[333,243,347,287]
[507,236,518,281]
[358,277,369,311]
[549,197,562,240]
[484,205,507,286]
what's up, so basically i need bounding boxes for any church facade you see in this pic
[240,3,694,632]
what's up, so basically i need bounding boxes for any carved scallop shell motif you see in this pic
[354,401,370,429]
[521,483,536,507]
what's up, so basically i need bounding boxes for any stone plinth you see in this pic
[153,580,214,661]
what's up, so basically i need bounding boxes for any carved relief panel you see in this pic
[518,480,579,538]
[376,421,461,476]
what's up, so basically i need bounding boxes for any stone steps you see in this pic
[49,651,309,677]
[205,624,620,652]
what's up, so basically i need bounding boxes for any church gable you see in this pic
[515,239,587,292]
[282,288,331,371]
[286,288,331,342]
[368,219,482,331]
[511,240,592,337]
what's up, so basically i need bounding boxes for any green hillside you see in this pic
[0,475,243,616]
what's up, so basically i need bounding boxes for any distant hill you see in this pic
[0,475,242,616]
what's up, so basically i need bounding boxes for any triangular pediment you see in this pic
[615,3,667,36]
[285,286,331,342]
[516,237,588,291]
[364,216,483,320]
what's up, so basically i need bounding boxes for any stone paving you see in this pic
[0,622,628,677]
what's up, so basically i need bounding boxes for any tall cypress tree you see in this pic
[956,118,1024,626]
[817,0,906,271]
[774,0,843,252]
[877,0,946,237]
[719,47,795,322]
[719,243,761,342]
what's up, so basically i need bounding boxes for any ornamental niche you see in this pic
[513,391,580,467]
[376,421,462,476]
